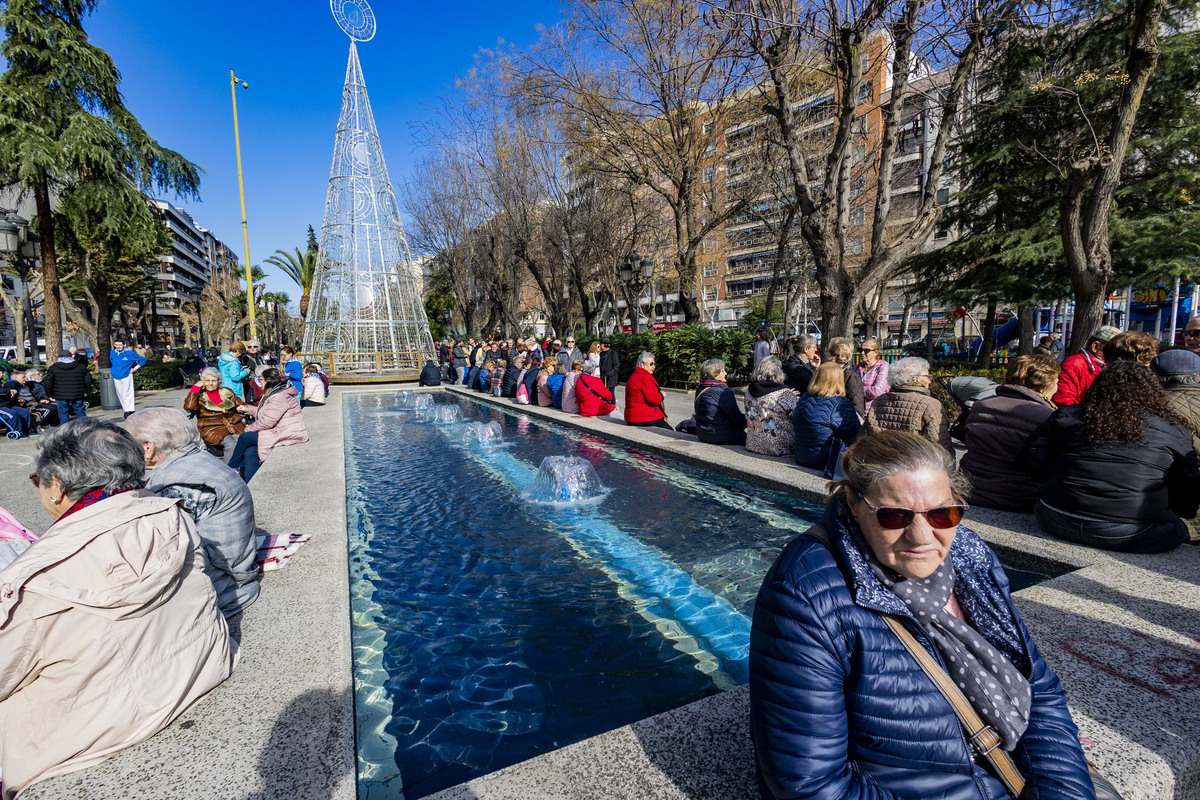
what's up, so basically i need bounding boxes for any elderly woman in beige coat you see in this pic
[0,418,235,798]
[862,356,953,452]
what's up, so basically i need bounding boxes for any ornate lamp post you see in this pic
[620,251,654,335]
[0,209,41,364]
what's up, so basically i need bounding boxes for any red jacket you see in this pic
[624,367,666,424]
[1052,351,1103,406]
[576,374,616,416]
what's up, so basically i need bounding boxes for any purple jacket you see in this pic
[859,360,891,414]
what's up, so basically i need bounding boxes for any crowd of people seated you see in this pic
[452,328,1200,557]
[0,336,324,795]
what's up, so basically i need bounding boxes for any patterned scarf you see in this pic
[862,545,1032,750]
[56,486,134,524]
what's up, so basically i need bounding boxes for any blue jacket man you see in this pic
[109,341,146,416]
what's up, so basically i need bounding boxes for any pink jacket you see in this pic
[245,385,308,460]
[859,359,891,413]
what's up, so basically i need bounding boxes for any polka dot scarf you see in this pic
[866,555,1032,750]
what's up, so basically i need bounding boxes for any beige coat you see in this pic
[0,492,236,798]
[863,385,954,452]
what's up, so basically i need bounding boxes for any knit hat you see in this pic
[1093,325,1120,342]
[1150,348,1200,377]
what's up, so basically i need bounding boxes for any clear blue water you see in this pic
[344,391,821,798]
[344,391,1050,799]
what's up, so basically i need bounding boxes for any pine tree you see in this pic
[306,224,319,254]
[0,0,200,367]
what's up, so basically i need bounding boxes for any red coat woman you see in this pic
[576,373,616,416]
[624,354,668,426]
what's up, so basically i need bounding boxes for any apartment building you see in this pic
[697,31,958,340]
[151,200,239,348]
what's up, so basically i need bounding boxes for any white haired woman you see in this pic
[184,366,246,462]
[126,407,261,618]
[0,419,234,797]
[863,356,953,451]
[694,358,747,445]
[744,356,799,456]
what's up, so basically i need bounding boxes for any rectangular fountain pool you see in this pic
[344,390,1046,798]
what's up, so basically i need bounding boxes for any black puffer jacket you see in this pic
[694,380,746,445]
[418,363,441,386]
[43,359,93,401]
[501,364,521,397]
[1023,404,1200,524]
[961,384,1056,512]
[781,356,815,394]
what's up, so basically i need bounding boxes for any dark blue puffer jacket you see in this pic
[750,500,1093,800]
[695,380,747,445]
[791,393,861,469]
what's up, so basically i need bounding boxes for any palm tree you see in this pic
[265,248,317,322]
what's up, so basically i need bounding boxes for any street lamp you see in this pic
[620,250,654,335]
[0,209,41,364]
[230,68,256,339]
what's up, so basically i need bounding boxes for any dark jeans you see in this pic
[1034,500,1188,554]
[630,418,672,430]
[0,406,31,435]
[228,431,262,482]
[699,427,747,446]
[56,399,87,423]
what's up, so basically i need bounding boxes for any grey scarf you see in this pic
[866,553,1032,750]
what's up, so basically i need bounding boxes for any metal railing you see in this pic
[297,350,437,379]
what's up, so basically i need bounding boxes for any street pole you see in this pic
[230,69,257,339]
[1169,276,1181,345]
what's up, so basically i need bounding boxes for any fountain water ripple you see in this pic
[456,421,504,448]
[431,404,462,424]
[522,456,608,505]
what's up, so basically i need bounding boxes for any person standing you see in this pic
[218,342,251,401]
[557,336,583,370]
[1052,325,1117,406]
[109,338,146,419]
[599,337,620,391]
[753,329,771,368]
[44,350,93,423]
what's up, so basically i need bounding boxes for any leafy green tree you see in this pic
[0,0,199,365]
[265,247,316,321]
[306,225,319,254]
[56,184,170,367]
[917,3,1200,351]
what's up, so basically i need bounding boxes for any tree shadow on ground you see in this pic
[238,687,355,800]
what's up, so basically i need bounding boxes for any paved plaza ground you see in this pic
[2,382,1199,799]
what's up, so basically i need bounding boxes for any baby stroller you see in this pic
[935,374,999,444]
[0,408,24,440]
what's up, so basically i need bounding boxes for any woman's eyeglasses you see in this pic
[28,473,40,488]
[860,497,967,529]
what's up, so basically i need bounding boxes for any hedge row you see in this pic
[576,325,756,388]
[133,359,187,391]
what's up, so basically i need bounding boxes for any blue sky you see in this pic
[85,0,558,298]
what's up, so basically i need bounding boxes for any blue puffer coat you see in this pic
[791,393,860,469]
[750,500,1093,800]
[695,380,747,445]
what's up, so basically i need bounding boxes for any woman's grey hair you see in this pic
[583,362,600,375]
[24,369,41,380]
[700,358,726,380]
[890,357,931,387]
[124,407,201,457]
[750,355,785,384]
[828,430,970,504]
[200,366,221,381]
[33,418,145,501]
[636,351,655,369]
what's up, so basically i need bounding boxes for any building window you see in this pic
[858,82,871,103]
[849,176,867,199]
[704,165,716,184]
[848,236,864,255]
[705,286,718,301]
[849,205,865,227]
[702,262,718,278]
[936,187,950,205]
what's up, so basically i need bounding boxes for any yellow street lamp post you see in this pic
[230,69,257,339]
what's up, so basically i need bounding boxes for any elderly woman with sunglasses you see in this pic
[750,430,1092,800]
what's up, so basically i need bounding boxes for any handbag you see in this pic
[802,525,1122,800]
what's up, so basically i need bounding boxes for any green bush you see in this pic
[579,325,756,388]
[133,359,186,390]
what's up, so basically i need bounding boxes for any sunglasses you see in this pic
[28,473,40,488]
[1185,330,1200,337]
[859,497,967,529]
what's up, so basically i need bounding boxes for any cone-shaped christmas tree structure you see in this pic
[302,42,434,380]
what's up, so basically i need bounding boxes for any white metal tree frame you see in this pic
[303,1,434,378]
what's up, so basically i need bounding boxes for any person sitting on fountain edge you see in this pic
[624,351,669,429]
[577,363,616,417]
[419,358,442,387]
